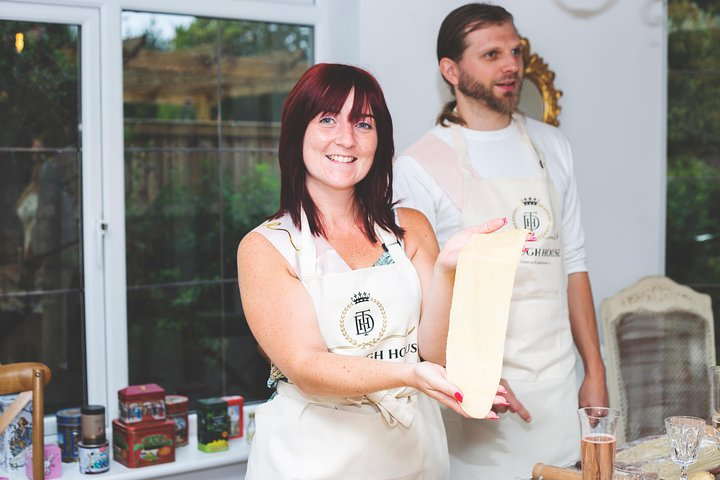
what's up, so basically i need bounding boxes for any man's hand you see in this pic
[578,373,608,409]
[493,378,532,422]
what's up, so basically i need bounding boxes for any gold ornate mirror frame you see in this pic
[520,37,562,126]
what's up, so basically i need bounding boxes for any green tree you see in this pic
[666,2,720,284]
[0,22,78,148]
[172,18,311,58]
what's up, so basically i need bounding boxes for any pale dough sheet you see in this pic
[445,229,527,418]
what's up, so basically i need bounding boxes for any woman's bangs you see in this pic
[349,87,374,123]
[313,81,353,118]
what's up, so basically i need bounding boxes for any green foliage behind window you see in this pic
[666,1,720,351]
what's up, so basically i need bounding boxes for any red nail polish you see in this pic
[502,217,508,226]
[454,392,463,403]
[502,402,510,407]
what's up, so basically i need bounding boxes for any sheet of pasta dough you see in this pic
[446,229,527,419]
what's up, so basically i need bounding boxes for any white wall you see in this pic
[321,0,667,317]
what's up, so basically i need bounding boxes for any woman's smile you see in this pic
[326,154,357,163]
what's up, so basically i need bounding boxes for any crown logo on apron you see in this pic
[339,291,388,349]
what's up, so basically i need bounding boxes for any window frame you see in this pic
[0,0,324,427]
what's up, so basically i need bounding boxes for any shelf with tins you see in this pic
[1,406,258,480]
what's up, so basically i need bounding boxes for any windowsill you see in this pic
[2,406,256,480]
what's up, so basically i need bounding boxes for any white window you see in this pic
[0,0,318,423]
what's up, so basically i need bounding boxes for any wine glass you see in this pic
[664,416,705,480]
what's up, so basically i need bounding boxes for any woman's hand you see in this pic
[436,218,535,273]
[411,362,507,419]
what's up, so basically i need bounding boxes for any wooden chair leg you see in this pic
[32,367,44,480]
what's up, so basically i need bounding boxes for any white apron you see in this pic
[246,212,449,480]
[442,116,579,479]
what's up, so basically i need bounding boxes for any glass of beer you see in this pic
[709,366,720,429]
[577,407,619,480]
[664,416,705,480]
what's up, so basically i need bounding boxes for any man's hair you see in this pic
[436,3,515,126]
[270,63,403,243]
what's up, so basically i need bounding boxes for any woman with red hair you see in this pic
[237,63,508,479]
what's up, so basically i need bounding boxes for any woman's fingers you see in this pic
[472,217,507,235]
[428,389,471,417]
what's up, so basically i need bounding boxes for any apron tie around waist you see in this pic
[277,381,417,428]
[365,388,416,428]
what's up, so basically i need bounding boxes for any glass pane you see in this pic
[122,13,219,148]
[125,150,221,286]
[123,12,311,403]
[667,2,720,357]
[666,175,720,285]
[0,21,83,413]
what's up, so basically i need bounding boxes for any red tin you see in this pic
[112,419,175,468]
[222,395,244,439]
[118,383,166,424]
[165,395,189,447]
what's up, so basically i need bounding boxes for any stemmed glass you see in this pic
[664,416,705,480]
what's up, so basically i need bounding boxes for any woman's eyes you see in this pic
[318,116,373,129]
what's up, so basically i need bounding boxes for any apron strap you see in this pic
[512,113,549,181]
[374,221,408,266]
[299,209,317,278]
[450,125,472,171]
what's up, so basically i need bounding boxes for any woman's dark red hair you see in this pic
[271,63,403,243]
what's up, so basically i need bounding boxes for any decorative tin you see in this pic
[112,419,175,468]
[196,398,229,453]
[78,441,110,474]
[56,407,82,462]
[0,394,32,473]
[25,444,62,479]
[118,383,166,424]
[222,395,244,439]
[165,395,189,447]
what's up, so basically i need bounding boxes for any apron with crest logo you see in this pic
[441,116,579,479]
[245,211,449,480]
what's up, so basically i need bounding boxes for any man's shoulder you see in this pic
[523,116,570,144]
[399,125,454,163]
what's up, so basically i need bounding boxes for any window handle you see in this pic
[96,218,108,269]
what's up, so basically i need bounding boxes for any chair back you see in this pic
[602,276,715,445]
[0,362,51,479]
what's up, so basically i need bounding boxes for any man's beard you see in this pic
[457,69,521,115]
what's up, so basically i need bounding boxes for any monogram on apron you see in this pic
[245,211,449,480]
[441,115,579,479]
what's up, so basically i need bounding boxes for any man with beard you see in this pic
[393,3,608,478]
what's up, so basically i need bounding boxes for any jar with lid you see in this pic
[56,408,81,462]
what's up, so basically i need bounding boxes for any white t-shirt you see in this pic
[393,118,588,274]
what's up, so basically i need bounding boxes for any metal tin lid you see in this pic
[165,395,189,414]
[81,404,105,416]
[118,383,165,399]
[222,395,244,406]
[56,407,82,425]
[197,397,227,409]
